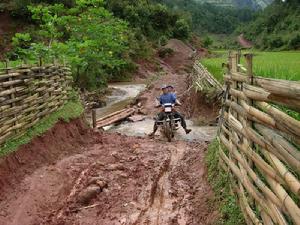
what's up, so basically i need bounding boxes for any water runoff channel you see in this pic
[88,83,217,142]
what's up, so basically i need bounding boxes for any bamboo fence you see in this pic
[192,61,223,92]
[218,51,300,225]
[0,61,73,147]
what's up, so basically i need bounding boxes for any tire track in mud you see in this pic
[133,144,189,225]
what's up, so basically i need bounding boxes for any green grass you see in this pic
[201,50,300,82]
[206,139,245,225]
[0,99,84,157]
[0,60,38,69]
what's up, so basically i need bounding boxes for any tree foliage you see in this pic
[104,0,191,40]
[11,0,134,89]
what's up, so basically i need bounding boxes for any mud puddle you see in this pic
[109,119,217,142]
[86,83,146,122]
[104,83,145,112]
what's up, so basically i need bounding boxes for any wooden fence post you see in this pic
[245,54,253,84]
[39,57,43,67]
[5,59,8,72]
[244,53,256,208]
[237,49,241,72]
[92,109,97,129]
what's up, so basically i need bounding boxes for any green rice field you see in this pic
[201,51,300,82]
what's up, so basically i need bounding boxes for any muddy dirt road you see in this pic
[0,39,218,225]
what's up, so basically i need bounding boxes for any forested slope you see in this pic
[154,0,255,34]
[237,0,300,49]
[194,0,273,9]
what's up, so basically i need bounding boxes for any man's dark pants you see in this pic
[153,111,187,131]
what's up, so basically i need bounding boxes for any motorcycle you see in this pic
[156,103,181,142]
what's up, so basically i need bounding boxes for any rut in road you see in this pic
[133,144,186,225]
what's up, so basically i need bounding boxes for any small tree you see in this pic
[173,19,190,40]
[13,0,134,90]
[203,36,213,48]
[11,33,32,60]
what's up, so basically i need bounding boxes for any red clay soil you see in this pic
[0,119,217,225]
[237,34,253,49]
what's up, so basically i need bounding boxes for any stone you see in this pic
[77,185,101,205]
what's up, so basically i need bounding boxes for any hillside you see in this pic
[194,0,274,9]
[237,0,300,49]
[155,0,256,34]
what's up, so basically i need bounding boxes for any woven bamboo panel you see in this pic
[0,63,73,146]
[192,62,223,92]
[218,51,300,225]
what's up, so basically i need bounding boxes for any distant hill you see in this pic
[194,0,274,9]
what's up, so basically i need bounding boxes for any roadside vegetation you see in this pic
[206,139,245,225]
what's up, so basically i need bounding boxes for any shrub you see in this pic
[10,0,75,17]
[203,36,213,48]
[173,19,190,40]
[288,33,300,50]
[159,35,168,46]
[267,35,284,49]
[158,47,174,58]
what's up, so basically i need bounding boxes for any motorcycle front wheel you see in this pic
[163,120,173,142]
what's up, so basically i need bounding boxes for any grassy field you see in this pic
[201,51,300,82]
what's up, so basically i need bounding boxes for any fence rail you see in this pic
[0,62,73,147]
[218,51,300,225]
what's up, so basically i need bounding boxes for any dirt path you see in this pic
[237,34,253,49]
[0,128,216,225]
[0,39,218,225]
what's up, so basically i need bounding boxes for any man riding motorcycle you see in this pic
[148,85,192,138]
[166,85,191,133]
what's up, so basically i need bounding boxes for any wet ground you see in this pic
[110,119,217,142]
[93,83,146,120]
[0,126,217,225]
